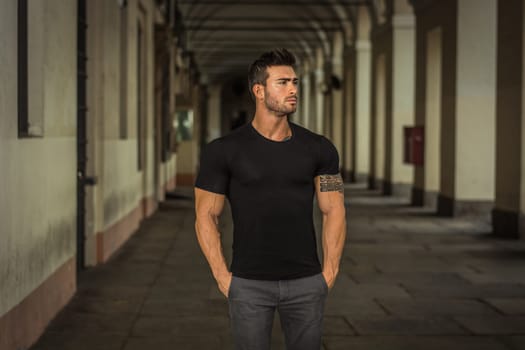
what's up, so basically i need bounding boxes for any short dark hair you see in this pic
[248,48,296,101]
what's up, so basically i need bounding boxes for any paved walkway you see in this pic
[31,184,525,350]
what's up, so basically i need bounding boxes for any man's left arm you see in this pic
[315,174,347,289]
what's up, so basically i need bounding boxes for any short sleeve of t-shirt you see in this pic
[315,136,340,176]
[195,139,229,195]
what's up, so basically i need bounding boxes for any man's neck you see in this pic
[251,112,291,141]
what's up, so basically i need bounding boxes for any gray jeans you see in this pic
[228,273,328,350]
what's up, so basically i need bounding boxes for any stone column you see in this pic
[331,32,345,162]
[315,47,325,134]
[494,0,523,238]
[206,84,221,142]
[390,9,415,198]
[369,9,391,192]
[411,0,456,209]
[294,68,302,126]
[355,6,372,182]
[412,0,496,218]
[308,70,317,131]
[424,27,442,209]
[342,44,356,182]
[300,60,312,129]
[442,0,497,217]
[520,0,525,239]
[372,53,387,190]
[323,61,333,138]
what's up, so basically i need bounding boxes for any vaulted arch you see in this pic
[176,0,367,83]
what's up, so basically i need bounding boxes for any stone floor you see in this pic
[31,183,525,350]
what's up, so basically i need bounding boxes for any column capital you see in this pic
[332,57,343,67]
[392,14,415,29]
[315,67,324,81]
[356,40,371,51]
[409,0,436,14]
[343,44,355,58]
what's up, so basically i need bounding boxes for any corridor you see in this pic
[4,0,525,349]
[30,185,525,350]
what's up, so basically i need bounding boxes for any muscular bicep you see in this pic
[195,187,226,222]
[315,174,345,215]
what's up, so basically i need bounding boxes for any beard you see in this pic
[264,90,297,116]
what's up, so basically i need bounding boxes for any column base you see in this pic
[437,194,454,217]
[492,208,519,239]
[381,179,393,196]
[412,190,492,218]
[370,178,393,195]
[342,169,356,183]
[361,178,404,196]
[411,187,438,208]
[355,172,368,184]
[438,194,493,218]
[367,175,376,190]
[390,182,412,198]
[411,186,424,206]
[520,212,525,240]
[426,191,439,210]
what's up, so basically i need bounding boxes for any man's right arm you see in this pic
[194,187,232,297]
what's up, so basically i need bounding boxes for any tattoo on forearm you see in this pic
[319,174,344,193]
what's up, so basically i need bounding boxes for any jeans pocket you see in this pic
[228,276,236,299]
[319,273,329,293]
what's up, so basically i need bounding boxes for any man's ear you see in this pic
[253,84,264,100]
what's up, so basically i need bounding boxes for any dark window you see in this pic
[18,0,29,137]
[18,0,43,138]
[120,7,128,139]
[161,59,170,162]
[137,21,144,170]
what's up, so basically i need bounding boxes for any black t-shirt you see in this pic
[195,121,340,280]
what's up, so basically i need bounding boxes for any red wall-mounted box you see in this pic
[403,126,424,166]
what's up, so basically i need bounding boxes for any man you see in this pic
[194,48,346,350]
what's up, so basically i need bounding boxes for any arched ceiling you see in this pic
[176,0,369,84]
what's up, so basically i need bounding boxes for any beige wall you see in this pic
[103,0,146,229]
[0,0,77,316]
[86,0,138,260]
[85,0,175,264]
